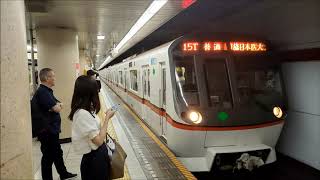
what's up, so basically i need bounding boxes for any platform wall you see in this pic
[277,61,320,170]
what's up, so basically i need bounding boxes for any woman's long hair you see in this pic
[68,75,101,120]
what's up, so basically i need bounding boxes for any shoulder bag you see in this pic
[106,134,127,179]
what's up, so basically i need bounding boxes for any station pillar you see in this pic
[0,0,34,179]
[36,28,80,139]
[79,50,91,75]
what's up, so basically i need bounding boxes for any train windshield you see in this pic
[234,57,283,106]
[172,39,284,109]
[174,55,199,106]
[172,53,283,108]
[203,58,233,108]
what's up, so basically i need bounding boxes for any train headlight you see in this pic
[189,111,202,124]
[273,106,283,118]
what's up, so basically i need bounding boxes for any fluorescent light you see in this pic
[104,56,112,64]
[99,56,111,69]
[27,52,38,59]
[114,0,168,53]
[27,45,37,52]
[97,35,105,40]
[96,55,100,57]
[98,0,168,70]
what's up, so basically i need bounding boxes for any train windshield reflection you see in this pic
[234,58,283,106]
[174,55,199,106]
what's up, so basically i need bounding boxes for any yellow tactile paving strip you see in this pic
[100,82,197,179]
[122,104,197,180]
[98,94,131,180]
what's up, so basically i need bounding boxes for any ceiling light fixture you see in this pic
[99,0,168,69]
[114,0,168,53]
[97,35,105,40]
[27,45,37,52]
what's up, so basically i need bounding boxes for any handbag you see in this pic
[106,134,127,179]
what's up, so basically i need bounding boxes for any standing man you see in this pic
[86,69,96,80]
[33,68,77,180]
[87,69,101,92]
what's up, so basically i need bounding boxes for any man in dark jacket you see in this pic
[34,68,77,180]
[87,69,101,92]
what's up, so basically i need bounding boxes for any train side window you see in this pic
[203,59,232,109]
[130,70,138,91]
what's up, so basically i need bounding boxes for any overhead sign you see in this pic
[182,41,267,52]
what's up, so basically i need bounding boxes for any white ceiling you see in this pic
[26,0,319,68]
[26,0,188,67]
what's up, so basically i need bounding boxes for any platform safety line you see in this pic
[121,103,197,180]
[101,79,197,179]
[98,94,131,180]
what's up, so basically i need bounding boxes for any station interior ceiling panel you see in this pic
[25,0,320,67]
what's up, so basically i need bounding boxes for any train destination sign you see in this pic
[182,42,267,52]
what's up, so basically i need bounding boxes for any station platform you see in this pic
[32,81,196,180]
[98,82,196,179]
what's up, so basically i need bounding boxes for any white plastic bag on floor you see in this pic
[234,153,265,171]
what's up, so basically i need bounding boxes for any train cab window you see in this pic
[174,56,199,106]
[203,59,232,108]
[130,70,138,91]
[234,58,283,106]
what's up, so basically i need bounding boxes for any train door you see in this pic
[159,63,167,139]
[142,67,148,99]
[142,66,149,124]
[124,71,127,90]
[124,70,128,102]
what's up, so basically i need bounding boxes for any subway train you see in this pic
[99,34,287,172]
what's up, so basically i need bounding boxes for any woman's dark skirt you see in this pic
[80,143,110,180]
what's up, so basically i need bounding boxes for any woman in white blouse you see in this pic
[69,75,115,180]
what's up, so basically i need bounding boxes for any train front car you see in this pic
[166,35,287,172]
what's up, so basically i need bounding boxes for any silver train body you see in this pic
[100,35,287,172]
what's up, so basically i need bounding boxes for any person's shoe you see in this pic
[60,172,77,180]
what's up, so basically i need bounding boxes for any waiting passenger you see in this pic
[33,68,77,180]
[96,73,101,92]
[87,69,97,80]
[69,75,115,180]
[87,69,101,92]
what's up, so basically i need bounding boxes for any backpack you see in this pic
[30,90,49,137]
